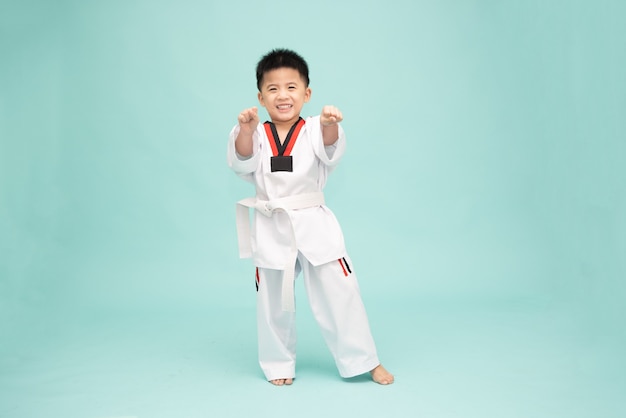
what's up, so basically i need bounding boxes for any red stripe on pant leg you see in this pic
[342,257,352,274]
[338,259,348,277]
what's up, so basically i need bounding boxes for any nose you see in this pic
[277,87,288,99]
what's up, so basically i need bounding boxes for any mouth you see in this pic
[276,104,293,111]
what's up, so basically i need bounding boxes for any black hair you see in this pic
[256,48,310,91]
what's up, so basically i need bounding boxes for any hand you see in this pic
[238,106,259,133]
[320,105,343,126]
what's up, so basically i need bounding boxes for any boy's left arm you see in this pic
[320,105,343,146]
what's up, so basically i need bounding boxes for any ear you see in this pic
[304,87,312,103]
[257,91,266,107]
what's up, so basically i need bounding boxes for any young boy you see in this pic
[227,49,393,386]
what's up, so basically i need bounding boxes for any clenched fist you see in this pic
[238,106,260,133]
[320,105,343,126]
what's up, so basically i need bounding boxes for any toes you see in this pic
[379,377,394,385]
[269,378,294,386]
[370,365,394,385]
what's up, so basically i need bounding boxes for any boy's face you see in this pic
[258,67,311,127]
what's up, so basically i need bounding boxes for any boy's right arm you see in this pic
[235,107,259,157]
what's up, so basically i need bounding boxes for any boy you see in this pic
[227,49,393,386]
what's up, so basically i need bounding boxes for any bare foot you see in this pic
[269,378,294,386]
[370,364,394,385]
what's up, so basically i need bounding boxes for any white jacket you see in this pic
[228,115,348,270]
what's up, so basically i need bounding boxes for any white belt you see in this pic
[236,192,325,312]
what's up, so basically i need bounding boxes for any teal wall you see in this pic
[1,0,625,348]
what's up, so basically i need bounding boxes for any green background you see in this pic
[1,0,625,417]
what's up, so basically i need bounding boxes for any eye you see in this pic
[288,85,296,90]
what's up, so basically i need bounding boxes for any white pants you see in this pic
[255,253,380,381]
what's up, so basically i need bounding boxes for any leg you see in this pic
[302,255,391,382]
[256,267,297,385]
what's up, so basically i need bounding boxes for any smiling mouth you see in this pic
[277,104,292,110]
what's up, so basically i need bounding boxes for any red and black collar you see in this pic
[263,117,305,157]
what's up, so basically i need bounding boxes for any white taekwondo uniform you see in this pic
[227,115,379,381]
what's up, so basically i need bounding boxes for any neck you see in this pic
[271,116,301,130]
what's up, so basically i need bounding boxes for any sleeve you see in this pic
[308,115,346,171]
[227,124,261,182]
